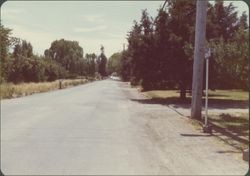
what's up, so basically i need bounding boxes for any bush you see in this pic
[6,56,68,83]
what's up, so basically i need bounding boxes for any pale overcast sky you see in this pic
[1,1,249,58]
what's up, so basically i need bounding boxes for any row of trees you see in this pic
[0,25,108,83]
[118,0,248,99]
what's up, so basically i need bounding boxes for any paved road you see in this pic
[1,80,248,175]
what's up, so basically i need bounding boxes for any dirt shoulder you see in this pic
[119,83,248,174]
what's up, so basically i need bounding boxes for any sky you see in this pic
[1,1,249,58]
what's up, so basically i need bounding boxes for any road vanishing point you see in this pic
[1,79,248,175]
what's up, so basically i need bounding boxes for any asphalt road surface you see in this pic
[1,79,248,175]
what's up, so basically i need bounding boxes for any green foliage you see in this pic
[208,28,249,90]
[120,50,131,81]
[85,53,97,76]
[0,25,12,82]
[46,39,84,75]
[0,19,102,85]
[206,1,241,41]
[0,25,12,62]
[13,40,33,58]
[107,52,122,75]
[120,0,248,98]
[6,56,67,83]
[43,58,68,81]
[97,46,107,77]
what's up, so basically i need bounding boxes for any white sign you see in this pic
[205,48,211,59]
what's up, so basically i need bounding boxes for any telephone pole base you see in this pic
[203,124,212,133]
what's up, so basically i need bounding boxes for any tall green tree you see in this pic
[167,0,196,99]
[139,9,155,91]
[120,0,248,98]
[206,0,240,41]
[126,21,142,84]
[13,40,33,58]
[97,46,107,77]
[0,25,11,82]
[0,25,12,62]
[85,53,97,76]
[153,9,171,88]
[46,39,84,76]
[120,50,132,81]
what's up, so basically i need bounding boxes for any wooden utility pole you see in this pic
[191,0,208,120]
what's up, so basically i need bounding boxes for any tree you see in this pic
[139,9,155,91]
[13,40,33,58]
[165,0,196,99]
[107,52,122,75]
[208,27,249,90]
[97,45,107,77]
[153,8,175,89]
[205,1,249,90]
[46,39,84,76]
[0,25,18,82]
[121,0,248,98]
[85,53,97,76]
[120,50,132,81]
[206,1,240,41]
[0,25,12,62]
[122,10,155,89]
[126,21,142,84]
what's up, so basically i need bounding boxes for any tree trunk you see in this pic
[180,82,186,100]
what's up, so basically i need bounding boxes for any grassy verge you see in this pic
[143,89,248,107]
[143,90,180,99]
[143,89,249,148]
[0,78,95,99]
[209,112,249,149]
[143,89,248,101]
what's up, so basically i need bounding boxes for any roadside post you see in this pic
[203,48,212,133]
[59,80,62,89]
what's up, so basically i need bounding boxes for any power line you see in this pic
[162,0,168,10]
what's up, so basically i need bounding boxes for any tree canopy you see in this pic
[0,27,101,83]
[119,0,248,98]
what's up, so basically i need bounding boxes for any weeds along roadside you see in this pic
[0,77,99,99]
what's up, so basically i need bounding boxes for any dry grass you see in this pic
[0,78,91,99]
[143,90,180,99]
[207,90,248,101]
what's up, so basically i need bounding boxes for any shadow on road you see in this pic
[210,122,249,145]
[180,133,212,137]
[131,97,248,110]
[216,150,242,154]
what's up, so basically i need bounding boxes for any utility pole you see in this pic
[191,0,208,120]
